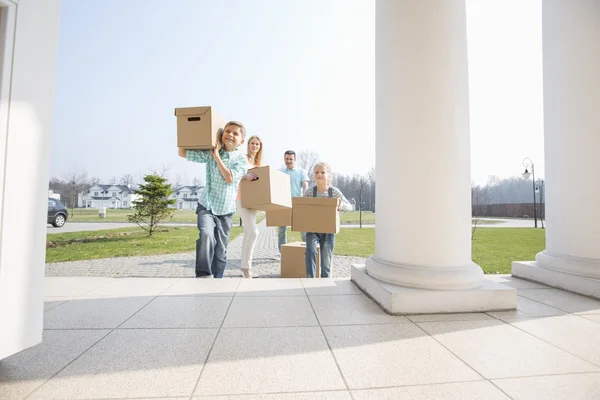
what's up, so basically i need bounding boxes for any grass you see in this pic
[288,227,545,274]
[46,226,242,263]
[67,208,264,226]
[339,211,502,225]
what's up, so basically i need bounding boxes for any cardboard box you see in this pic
[291,197,340,234]
[175,106,226,149]
[240,166,292,211]
[281,241,320,278]
[266,208,292,227]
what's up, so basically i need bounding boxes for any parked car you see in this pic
[48,198,68,227]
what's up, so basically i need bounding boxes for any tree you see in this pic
[471,181,492,239]
[357,173,373,228]
[127,174,176,236]
[296,150,320,180]
[109,176,116,185]
[64,171,90,216]
[120,174,134,186]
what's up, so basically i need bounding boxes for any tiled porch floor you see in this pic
[2,275,600,399]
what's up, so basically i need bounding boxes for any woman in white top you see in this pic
[236,135,263,278]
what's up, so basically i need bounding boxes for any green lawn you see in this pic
[339,211,501,225]
[288,227,544,274]
[46,226,242,263]
[67,208,264,226]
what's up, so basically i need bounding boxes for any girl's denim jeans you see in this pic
[305,232,335,278]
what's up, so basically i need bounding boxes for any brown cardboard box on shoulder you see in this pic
[280,241,320,278]
[266,208,292,227]
[240,166,292,211]
[291,197,340,234]
[175,106,226,149]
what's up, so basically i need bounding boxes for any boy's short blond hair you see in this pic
[224,121,246,140]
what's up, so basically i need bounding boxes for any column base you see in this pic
[366,256,484,290]
[512,261,600,300]
[351,264,516,315]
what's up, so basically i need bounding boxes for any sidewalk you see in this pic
[45,220,366,278]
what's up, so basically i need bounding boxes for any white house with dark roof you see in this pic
[171,185,204,210]
[78,184,140,209]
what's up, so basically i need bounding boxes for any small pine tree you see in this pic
[127,174,176,236]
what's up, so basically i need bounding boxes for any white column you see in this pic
[0,0,61,360]
[513,0,600,297]
[352,0,516,314]
[367,0,482,290]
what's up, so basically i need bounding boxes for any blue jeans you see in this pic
[277,226,306,252]
[195,204,233,278]
[305,232,335,278]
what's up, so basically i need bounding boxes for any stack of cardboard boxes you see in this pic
[175,105,340,278]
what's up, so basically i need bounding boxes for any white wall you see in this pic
[0,0,61,360]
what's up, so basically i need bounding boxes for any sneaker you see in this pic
[271,253,280,261]
[196,274,214,279]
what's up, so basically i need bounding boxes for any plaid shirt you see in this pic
[186,149,248,216]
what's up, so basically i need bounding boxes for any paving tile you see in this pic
[487,295,566,322]
[493,372,600,400]
[82,277,179,297]
[30,329,217,399]
[310,295,409,325]
[301,279,362,295]
[323,324,481,389]
[407,313,494,323]
[195,327,346,395]
[352,381,509,399]
[162,277,240,296]
[43,296,153,329]
[44,277,114,297]
[518,289,600,315]
[121,296,231,329]
[417,319,599,379]
[43,297,70,312]
[197,392,352,399]
[486,275,550,289]
[581,314,600,324]
[510,315,600,366]
[236,278,306,296]
[223,296,317,327]
[0,330,109,399]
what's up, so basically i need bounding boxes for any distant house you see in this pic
[170,185,204,210]
[48,190,60,201]
[78,184,140,209]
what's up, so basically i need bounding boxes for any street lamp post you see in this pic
[522,157,538,228]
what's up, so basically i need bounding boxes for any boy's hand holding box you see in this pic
[240,166,292,211]
[291,197,340,234]
[175,106,226,150]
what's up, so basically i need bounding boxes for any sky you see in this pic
[50,0,544,186]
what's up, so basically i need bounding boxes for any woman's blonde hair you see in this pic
[246,135,263,167]
[313,161,333,185]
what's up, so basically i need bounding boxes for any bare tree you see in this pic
[471,181,492,239]
[109,176,116,185]
[357,174,373,228]
[296,151,320,184]
[151,164,172,179]
[296,151,320,174]
[90,176,100,186]
[120,174,134,187]
[64,171,90,216]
